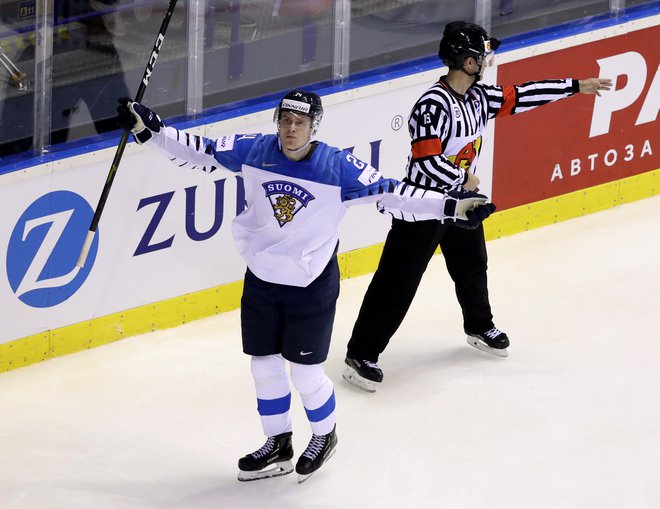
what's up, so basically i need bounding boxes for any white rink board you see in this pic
[0,74,450,345]
[0,15,652,345]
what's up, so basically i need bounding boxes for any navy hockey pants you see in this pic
[241,252,340,365]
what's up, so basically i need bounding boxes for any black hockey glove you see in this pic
[116,97,163,144]
[444,189,496,229]
[462,202,496,229]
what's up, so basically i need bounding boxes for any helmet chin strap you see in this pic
[461,61,483,82]
[284,139,312,154]
[277,129,313,154]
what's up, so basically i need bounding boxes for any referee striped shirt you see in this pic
[405,76,579,192]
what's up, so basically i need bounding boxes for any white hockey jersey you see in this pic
[149,127,462,287]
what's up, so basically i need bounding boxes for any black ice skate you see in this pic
[295,425,338,484]
[466,327,510,357]
[342,357,383,392]
[237,432,294,481]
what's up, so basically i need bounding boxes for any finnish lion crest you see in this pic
[262,181,315,227]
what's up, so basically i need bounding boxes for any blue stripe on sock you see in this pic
[257,393,291,416]
[304,391,336,423]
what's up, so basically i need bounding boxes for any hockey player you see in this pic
[117,89,495,482]
[343,21,613,393]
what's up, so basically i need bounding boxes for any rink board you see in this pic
[0,12,658,372]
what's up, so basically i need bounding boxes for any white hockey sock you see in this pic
[251,354,292,437]
[290,362,336,436]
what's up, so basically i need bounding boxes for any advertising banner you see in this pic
[0,147,245,343]
[493,25,659,210]
[2,18,657,350]
[0,82,430,345]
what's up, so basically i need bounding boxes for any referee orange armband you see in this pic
[411,138,442,159]
[496,86,516,117]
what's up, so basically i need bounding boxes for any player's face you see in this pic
[278,111,313,152]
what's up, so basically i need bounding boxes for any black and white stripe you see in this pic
[405,77,576,192]
[510,79,576,113]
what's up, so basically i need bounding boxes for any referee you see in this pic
[343,21,612,393]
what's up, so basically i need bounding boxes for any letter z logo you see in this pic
[6,191,98,307]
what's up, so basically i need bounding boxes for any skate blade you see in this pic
[342,366,379,393]
[466,336,508,357]
[297,448,337,484]
[237,460,293,482]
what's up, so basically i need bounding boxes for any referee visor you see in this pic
[481,37,500,68]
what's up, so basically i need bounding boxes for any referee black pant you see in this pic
[346,218,494,362]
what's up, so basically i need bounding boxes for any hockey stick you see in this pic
[76,0,178,268]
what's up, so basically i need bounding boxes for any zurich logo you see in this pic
[6,190,99,308]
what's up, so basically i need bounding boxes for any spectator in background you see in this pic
[0,0,130,157]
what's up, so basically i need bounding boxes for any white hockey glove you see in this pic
[444,189,496,229]
[117,98,163,144]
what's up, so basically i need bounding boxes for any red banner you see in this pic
[493,25,659,210]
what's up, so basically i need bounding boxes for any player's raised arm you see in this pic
[116,99,252,174]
